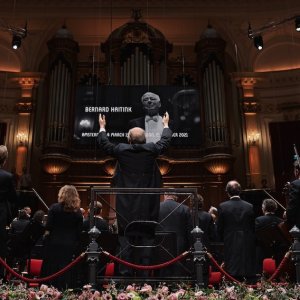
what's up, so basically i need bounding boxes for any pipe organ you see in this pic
[121,47,153,85]
[203,60,227,145]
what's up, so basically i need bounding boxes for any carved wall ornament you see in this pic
[122,28,150,45]
[202,153,234,175]
[15,102,33,113]
[241,99,260,114]
[40,153,72,176]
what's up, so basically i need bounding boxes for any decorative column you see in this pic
[40,25,79,178]
[10,73,42,176]
[232,73,263,188]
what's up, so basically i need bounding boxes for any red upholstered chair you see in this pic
[104,262,115,277]
[208,266,222,286]
[263,258,276,276]
[25,259,43,287]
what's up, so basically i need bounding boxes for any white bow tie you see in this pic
[145,115,158,122]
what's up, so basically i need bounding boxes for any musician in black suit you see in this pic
[255,198,283,230]
[255,198,284,273]
[97,112,172,275]
[0,145,17,278]
[286,160,300,230]
[83,201,110,233]
[159,194,193,253]
[217,180,256,283]
[158,193,193,276]
[197,195,216,248]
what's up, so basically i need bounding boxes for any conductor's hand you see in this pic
[162,112,169,128]
[99,113,106,129]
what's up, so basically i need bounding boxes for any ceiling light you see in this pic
[12,35,22,50]
[253,35,263,50]
[295,16,300,31]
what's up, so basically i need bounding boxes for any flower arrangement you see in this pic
[0,281,299,300]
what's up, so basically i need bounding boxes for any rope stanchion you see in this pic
[0,253,86,283]
[102,250,190,270]
[267,251,291,282]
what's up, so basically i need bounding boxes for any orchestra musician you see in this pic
[286,156,300,230]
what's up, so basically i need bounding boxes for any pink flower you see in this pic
[156,292,164,299]
[83,284,92,290]
[225,286,235,294]
[159,286,169,294]
[176,288,185,297]
[36,290,45,298]
[27,290,36,300]
[117,292,128,300]
[208,292,219,299]
[140,284,153,293]
[102,292,113,300]
[93,290,101,297]
[194,290,205,298]
[167,293,178,300]
[46,287,55,295]
[40,284,48,292]
[126,285,135,292]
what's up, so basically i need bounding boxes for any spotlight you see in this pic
[253,35,263,50]
[12,35,22,49]
[295,16,300,32]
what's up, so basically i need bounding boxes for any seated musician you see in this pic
[286,159,300,230]
[255,198,283,230]
[82,201,110,233]
[255,198,287,274]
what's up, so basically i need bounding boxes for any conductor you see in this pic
[97,112,172,275]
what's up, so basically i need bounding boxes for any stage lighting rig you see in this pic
[248,15,300,50]
[0,20,27,50]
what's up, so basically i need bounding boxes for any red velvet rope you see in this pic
[267,251,291,282]
[0,253,85,283]
[206,251,291,287]
[102,250,190,270]
[206,252,248,285]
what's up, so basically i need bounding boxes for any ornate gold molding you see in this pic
[202,153,234,175]
[15,102,33,113]
[40,153,72,176]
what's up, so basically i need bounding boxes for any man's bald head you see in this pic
[225,180,241,197]
[128,127,146,144]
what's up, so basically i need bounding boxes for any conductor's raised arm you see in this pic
[154,112,172,154]
[97,114,115,155]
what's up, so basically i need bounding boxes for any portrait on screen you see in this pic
[73,86,202,147]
